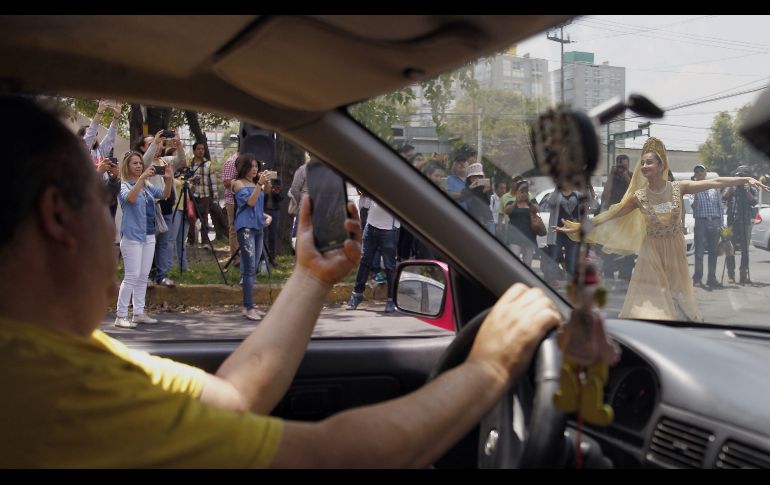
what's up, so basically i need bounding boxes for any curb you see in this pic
[146,282,389,307]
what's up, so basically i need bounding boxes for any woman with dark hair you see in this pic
[504,180,541,266]
[232,153,271,321]
[115,151,172,328]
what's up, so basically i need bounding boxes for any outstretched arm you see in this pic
[553,195,639,234]
[200,196,363,414]
[681,176,770,195]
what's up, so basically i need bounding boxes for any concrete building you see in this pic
[553,51,626,146]
[473,47,550,104]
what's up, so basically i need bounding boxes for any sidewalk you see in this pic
[144,280,389,307]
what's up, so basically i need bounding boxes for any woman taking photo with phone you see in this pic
[115,152,172,328]
[232,153,271,321]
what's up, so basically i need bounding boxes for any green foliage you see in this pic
[348,89,415,143]
[699,103,770,176]
[65,97,235,145]
[348,62,478,144]
[445,88,545,175]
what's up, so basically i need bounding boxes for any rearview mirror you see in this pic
[394,260,455,332]
[395,263,446,316]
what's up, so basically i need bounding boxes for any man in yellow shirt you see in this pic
[0,96,560,468]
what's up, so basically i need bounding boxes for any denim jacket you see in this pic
[119,181,163,242]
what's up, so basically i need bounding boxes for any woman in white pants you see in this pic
[115,152,172,328]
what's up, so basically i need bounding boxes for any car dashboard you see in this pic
[573,318,770,468]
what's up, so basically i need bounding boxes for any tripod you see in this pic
[172,172,228,284]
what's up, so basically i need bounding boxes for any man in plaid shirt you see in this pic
[691,164,724,289]
[187,142,219,246]
[222,151,240,258]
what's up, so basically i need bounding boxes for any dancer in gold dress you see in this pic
[555,137,770,322]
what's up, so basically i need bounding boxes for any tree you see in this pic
[445,88,545,177]
[348,63,478,145]
[699,104,770,176]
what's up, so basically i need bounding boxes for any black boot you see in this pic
[740,270,751,285]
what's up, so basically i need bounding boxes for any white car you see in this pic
[751,206,770,250]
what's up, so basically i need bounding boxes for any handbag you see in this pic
[186,198,198,221]
[287,195,298,217]
[154,202,168,234]
[530,210,547,237]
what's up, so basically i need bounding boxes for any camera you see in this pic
[176,166,199,181]
[153,165,166,175]
[162,130,175,139]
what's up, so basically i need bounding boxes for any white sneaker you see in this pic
[114,316,137,329]
[242,307,263,321]
[132,313,158,324]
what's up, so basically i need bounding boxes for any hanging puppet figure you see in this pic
[553,261,620,426]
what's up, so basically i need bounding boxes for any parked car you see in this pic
[3,14,770,469]
[751,206,770,251]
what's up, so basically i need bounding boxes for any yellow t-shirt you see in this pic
[0,318,283,468]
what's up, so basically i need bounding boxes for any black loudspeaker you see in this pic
[239,122,276,169]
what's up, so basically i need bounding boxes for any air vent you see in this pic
[647,418,713,468]
[716,441,770,469]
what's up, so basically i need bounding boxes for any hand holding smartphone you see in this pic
[306,160,350,252]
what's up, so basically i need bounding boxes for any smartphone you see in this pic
[108,156,118,166]
[265,170,278,180]
[153,165,166,175]
[477,178,490,187]
[306,160,350,252]
[162,130,175,139]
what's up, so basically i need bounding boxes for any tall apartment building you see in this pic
[473,47,550,104]
[553,51,626,145]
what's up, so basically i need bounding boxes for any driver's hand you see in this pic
[467,284,561,385]
[295,195,362,285]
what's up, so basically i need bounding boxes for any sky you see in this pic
[515,15,770,152]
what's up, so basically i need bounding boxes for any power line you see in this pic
[576,17,770,53]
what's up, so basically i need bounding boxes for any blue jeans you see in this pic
[353,225,398,299]
[238,227,264,309]
[548,232,579,279]
[171,211,188,270]
[154,213,174,281]
[693,217,721,283]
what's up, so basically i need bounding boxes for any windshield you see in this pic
[349,15,770,328]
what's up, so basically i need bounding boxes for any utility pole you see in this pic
[548,24,575,105]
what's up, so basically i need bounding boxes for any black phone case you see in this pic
[306,161,350,253]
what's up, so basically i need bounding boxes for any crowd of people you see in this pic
[82,99,770,327]
[394,139,770,324]
[81,100,284,327]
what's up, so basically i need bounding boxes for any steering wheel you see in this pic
[428,308,568,468]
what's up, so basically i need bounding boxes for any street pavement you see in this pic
[102,302,452,342]
[602,245,770,327]
[104,246,770,343]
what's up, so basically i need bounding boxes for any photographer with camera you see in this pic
[187,142,219,247]
[142,130,186,287]
[115,152,173,328]
[600,154,635,281]
[232,154,272,321]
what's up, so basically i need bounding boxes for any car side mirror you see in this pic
[393,260,454,332]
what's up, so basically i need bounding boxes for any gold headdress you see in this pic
[641,137,670,180]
